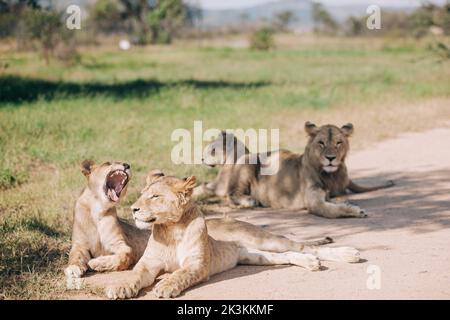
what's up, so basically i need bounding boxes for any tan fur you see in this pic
[66,161,332,287]
[197,122,394,218]
[105,171,361,299]
[65,161,149,284]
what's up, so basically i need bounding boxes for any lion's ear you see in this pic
[81,160,95,177]
[146,169,164,185]
[341,123,354,137]
[180,176,197,197]
[305,121,318,137]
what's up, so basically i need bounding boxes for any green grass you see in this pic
[0,36,449,299]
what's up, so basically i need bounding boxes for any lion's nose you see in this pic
[132,207,140,213]
[123,163,130,170]
[325,155,336,162]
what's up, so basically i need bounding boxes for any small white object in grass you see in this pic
[119,40,131,51]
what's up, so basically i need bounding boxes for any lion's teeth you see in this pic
[108,189,119,201]
[112,190,119,201]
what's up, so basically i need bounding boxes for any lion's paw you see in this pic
[64,264,84,278]
[345,204,367,218]
[88,256,118,272]
[334,247,361,263]
[105,283,140,300]
[64,265,86,290]
[286,253,321,271]
[153,279,182,299]
[320,247,361,263]
[237,197,257,208]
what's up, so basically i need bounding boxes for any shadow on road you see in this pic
[204,168,450,238]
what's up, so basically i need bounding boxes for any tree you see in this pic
[0,0,41,38]
[408,4,435,38]
[20,8,78,64]
[273,10,295,32]
[119,0,151,44]
[312,2,338,35]
[87,0,189,44]
[88,0,126,35]
[0,1,78,64]
[0,0,40,12]
[148,0,187,44]
[434,3,450,35]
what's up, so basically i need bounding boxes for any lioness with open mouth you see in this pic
[65,161,148,283]
[65,160,333,286]
[196,122,394,218]
[105,170,361,299]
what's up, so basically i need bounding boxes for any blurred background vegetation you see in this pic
[0,0,449,299]
[0,0,449,63]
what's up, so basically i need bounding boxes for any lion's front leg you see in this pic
[153,264,209,299]
[88,246,134,272]
[65,244,91,289]
[228,194,258,208]
[306,187,367,218]
[302,245,361,263]
[227,165,257,208]
[89,216,135,272]
[105,258,162,300]
[238,247,321,271]
[65,245,90,278]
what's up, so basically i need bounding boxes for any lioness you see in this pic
[66,160,332,284]
[65,161,149,282]
[196,122,394,218]
[105,171,361,299]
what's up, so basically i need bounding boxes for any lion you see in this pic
[196,122,394,218]
[64,161,149,285]
[105,171,361,299]
[65,160,332,286]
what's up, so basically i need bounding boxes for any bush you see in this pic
[18,8,79,65]
[87,0,125,34]
[250,27,275,51]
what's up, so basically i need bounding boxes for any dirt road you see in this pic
[71,126,450,299]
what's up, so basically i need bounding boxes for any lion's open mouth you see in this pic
[105,170,129,202]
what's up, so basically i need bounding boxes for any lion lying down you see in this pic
[195,121,394,218]
[65,160,332,284]
[105,171,361,299]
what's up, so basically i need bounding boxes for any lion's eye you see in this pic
[336,141,343,147]
[149,195,160,200]
[318,141,325,147]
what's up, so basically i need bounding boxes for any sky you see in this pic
[184,0,448,10]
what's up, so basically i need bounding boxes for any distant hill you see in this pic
[198,0,419,31]
[199,0,313,30]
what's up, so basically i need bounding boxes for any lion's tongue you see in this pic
[108,188,119,202]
